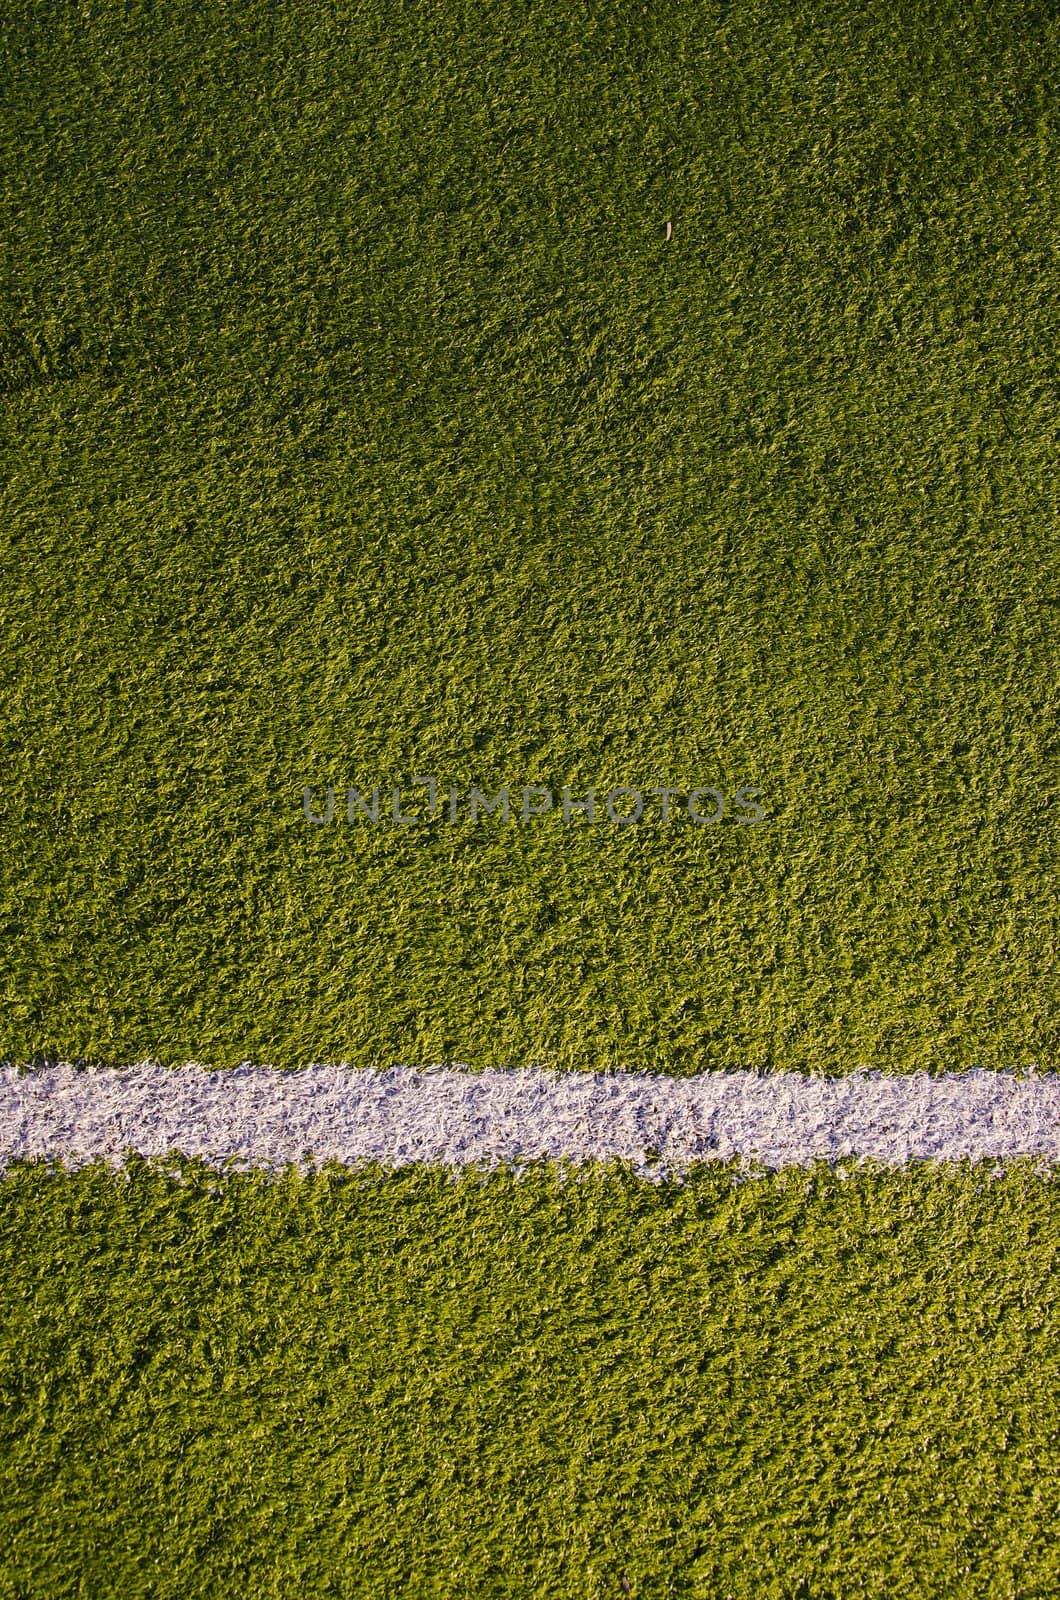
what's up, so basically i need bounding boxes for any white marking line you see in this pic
[1,1064,1058,1179]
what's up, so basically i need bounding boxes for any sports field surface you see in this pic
[3,1152,1059,1599]
[3,0,1057,1076]
[1,0,1058,1594]
[4,1063,1060,1176]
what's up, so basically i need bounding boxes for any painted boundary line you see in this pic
[1,1064,1058,1179]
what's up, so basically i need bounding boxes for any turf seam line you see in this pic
[1,1064,1058,1179]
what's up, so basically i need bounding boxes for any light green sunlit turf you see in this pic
[1,0,1057,1071]
[1,1160,1058,1598]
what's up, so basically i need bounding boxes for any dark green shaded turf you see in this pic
[1,1160,1057,1598]
[2,0,1058,1069]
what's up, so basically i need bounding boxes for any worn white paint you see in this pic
[1,1063,1057,1180]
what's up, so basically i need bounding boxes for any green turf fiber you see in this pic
[0,1161,1057,1598]
[2,0,1058,1069]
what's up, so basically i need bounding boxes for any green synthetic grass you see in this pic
[4,9,1058,1592]
[2,0,1058,1071]
[0,1161,1057,1599]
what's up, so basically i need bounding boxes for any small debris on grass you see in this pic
[664,220,672,241]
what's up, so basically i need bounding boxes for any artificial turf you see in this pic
[2,0,1057,1073]
[1,1159,1058,1600]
